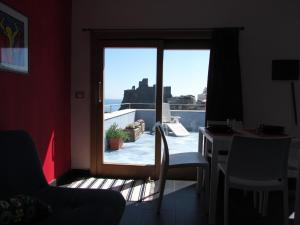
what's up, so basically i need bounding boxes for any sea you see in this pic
[104,99,122,113]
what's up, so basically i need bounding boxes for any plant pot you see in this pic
[108,138,123,150]
[125,127,142,142]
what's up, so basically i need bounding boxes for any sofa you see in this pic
[0,130,125,225]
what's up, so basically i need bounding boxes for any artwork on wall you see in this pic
[0,2,28,74]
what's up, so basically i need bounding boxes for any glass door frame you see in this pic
[90,39,163,179]
[90,29,212,179]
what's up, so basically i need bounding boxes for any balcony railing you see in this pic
[103,106,204,165]
[104,102,206,113]
[104,104,206,132]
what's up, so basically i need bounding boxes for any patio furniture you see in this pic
[162,103,189,137]
[206,120,244,158]
[0,130,125,225]
[218,135,291,225]
[155,122,209,213]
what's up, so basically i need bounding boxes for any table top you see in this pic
[200,127,290,137]
[199,126,300,147]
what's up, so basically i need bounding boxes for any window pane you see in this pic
[103,48,157,165]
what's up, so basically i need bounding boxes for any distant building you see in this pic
[168,95,196,110]
[197,87,207,101]
[120,78,172,109]
[121,79,206,110]
[196,87,207,109]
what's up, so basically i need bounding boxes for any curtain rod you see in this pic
[82,27,245,32]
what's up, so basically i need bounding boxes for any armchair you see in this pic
[0,130,125,225]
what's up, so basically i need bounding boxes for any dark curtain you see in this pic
[206,29,243,122]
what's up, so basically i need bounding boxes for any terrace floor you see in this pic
[104,131,199,165]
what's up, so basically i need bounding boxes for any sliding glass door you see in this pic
[104,47,157,165]
[162,49,210,152]
[90,31,211,179]
[92,41,163,178]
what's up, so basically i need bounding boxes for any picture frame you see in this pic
[0,2,28,74]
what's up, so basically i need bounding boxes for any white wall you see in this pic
[71,0,300,169]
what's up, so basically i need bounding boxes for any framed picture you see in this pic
[0,2,28,74]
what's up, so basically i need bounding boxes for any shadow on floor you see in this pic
[120,179,296,225]
[58,171,296,225]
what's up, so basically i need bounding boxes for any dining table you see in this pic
[198,127,300,224]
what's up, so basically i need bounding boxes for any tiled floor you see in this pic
[61,175,296,225]
[120,180,208,225]
[104,132,199,165]
[120,179,296,225]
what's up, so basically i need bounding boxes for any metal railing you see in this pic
[104,102,206,113]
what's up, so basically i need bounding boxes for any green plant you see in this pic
[106,123,129,141]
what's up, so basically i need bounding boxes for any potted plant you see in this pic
[106,123,129,150]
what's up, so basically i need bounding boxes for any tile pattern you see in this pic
[66,177,159,202]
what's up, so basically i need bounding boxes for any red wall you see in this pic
[0,0,71,182]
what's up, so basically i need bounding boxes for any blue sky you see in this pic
[104,48,210,99]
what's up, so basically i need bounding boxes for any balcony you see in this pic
[104,105,205,165]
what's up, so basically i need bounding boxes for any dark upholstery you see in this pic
[0,131,48,197]
[0,130,126,225]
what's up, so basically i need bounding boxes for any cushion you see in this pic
[0,195,52,225]
[33,187,126,225]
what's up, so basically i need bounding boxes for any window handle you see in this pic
[98,81,102,103]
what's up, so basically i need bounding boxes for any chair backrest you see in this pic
[155,122,169,166]
[155,122,170,189]
[226,135,291,181]
[162,103,172,123]
[0,130,48,198]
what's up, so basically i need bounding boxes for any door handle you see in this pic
[98,81,102,103]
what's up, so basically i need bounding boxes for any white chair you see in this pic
[218,135,291,225]
[161,103,189,137]
[205,120,241,161]
[288,144,300,178]
[162,103,181,124]
[155,122,209,213]
[294,159,300,224]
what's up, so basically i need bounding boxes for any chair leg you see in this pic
[283,187,289,225]
[209,159,219,224]
[157,175,166,214]
[204,167,209,210]
[262,191,269,217]
[253,191,257,209]
[196,167,202,195]
[224,183,229,225]
[259,191,263,214]
[199,166,209,213]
